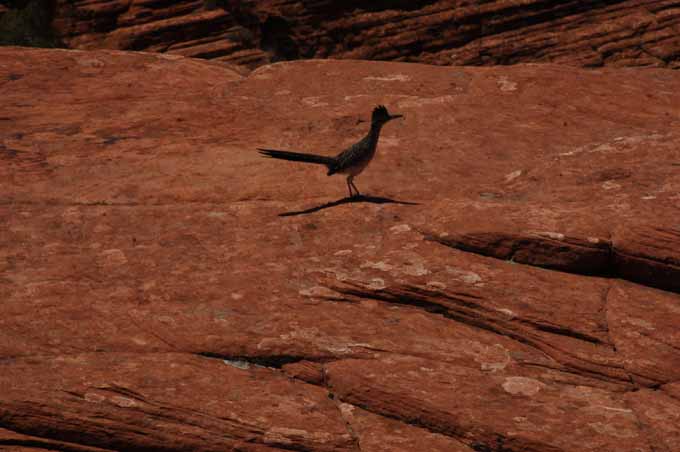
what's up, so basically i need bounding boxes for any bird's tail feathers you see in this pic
[258,148,335,166]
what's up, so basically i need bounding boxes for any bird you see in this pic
[258,105,403,198]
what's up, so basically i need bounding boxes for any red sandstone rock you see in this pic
[0,427,114,451]
[282,360,326,385]
[0,353,354,451]
[1,47,679,450]
[45,1,680,69]
[326,356,649,452]
[625,386,680,452]
[338,405,473,452]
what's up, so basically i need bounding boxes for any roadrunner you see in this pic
[258,105,403,197]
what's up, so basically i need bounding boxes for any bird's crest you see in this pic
[373,105,388,116]
[371,105,391,123]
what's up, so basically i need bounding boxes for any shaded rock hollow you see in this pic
[3,1,680,68]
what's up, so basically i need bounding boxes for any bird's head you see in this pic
[371,105,403,125]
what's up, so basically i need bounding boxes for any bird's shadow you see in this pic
[279,195,420,217]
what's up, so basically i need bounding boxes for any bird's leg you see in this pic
[349,177,361,197]
[346,176,355,198]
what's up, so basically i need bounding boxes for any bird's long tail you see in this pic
[258,148,335,166]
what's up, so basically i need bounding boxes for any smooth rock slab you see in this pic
[0,353,354,452]
[326,356,651,452]
[1,47,680,451]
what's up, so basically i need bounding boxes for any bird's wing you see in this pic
[332,142,364,172]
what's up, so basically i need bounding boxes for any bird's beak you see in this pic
[388,114,403,121]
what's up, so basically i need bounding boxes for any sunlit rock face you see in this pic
[1,47,679,451]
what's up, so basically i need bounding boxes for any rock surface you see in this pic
[32,0,680,69]
[1,47,680,451]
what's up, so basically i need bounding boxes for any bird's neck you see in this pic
[367,121,383,143]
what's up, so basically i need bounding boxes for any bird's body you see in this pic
[259,105,402,197]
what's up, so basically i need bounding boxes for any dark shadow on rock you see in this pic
[279,195,420,217]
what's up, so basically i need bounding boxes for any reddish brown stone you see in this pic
[607,282,680,386]
[613,222,680,293]
[338,405,473,452]
[625,385,680,452]
[0,353,353,451]
[1,47,679,450]
[0,427,114,451]
[282,360,326,385]
[43,1,680,69]
[326,356,651,451]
